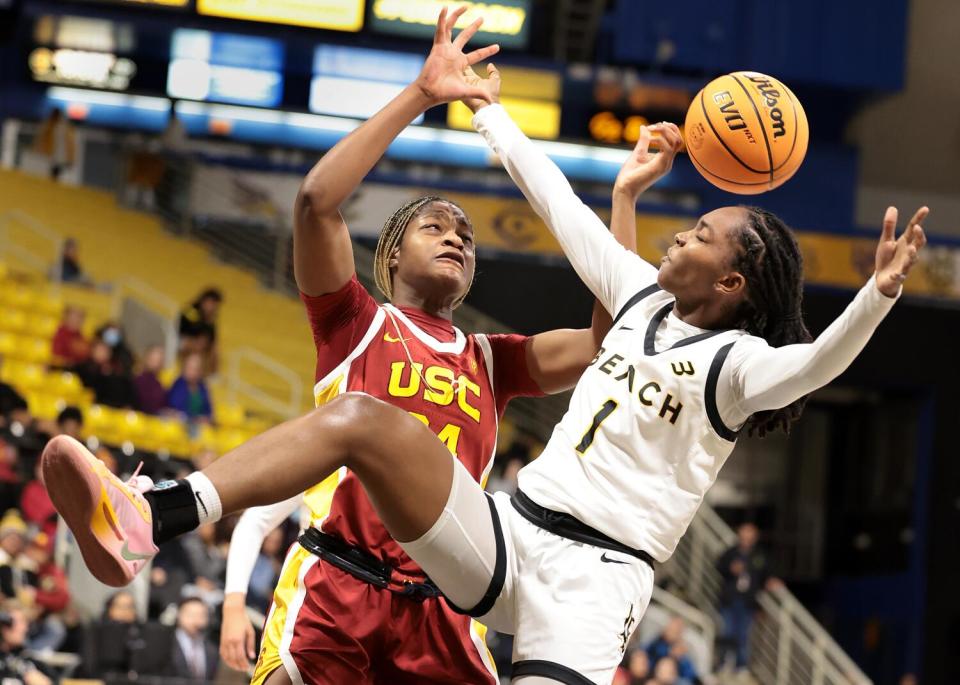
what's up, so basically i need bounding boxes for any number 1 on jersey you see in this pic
[576,399,619,455]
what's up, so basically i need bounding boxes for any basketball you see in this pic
[684,71,808,194]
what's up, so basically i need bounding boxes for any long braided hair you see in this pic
[732,206,813,436]
[373,196,474,308]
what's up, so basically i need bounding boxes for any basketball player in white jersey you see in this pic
[42,42,928,685]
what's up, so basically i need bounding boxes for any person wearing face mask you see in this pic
[95,322,134,376]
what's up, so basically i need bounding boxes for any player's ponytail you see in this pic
[732,207,813,437]
[374,196,474,308]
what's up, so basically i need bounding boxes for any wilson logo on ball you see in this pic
[746,74,786,139]
[684,71,808,194]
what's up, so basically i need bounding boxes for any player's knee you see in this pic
[314,393,396,463]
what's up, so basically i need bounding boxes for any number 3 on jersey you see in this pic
[576,399,618,455]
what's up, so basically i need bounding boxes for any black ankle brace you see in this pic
[144,480,200,545]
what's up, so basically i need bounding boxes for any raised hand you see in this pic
[414,6,501,107]
[461,62,502,113]
[875,206,928,297]
[613,122,684,200]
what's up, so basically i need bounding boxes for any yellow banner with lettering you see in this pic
[197,0,364,31]
[442,191,960,301]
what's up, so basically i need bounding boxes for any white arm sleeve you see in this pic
[472,104,659,315]
[721,277,899,427]
[224,493,303,596]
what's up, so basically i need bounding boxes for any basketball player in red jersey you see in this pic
[215,8,640,684]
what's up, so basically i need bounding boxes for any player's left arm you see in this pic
[725,207,927,423]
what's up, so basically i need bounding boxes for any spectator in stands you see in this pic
[646,655,680,685]
[614,646,651,685]
[182,523,226,606]
[179,288,223,373]
[247,526,284,614]
[716,522,778,673]
[58,238,91,286]
[20,461,56,539]
[81,589,174,679]
[0,441,22,514]
[20,533,69,652]
[0,363,28,430]
[486,454,525,496]
[168,596,218,682]
[167,352,212,424]
[50,306,89,367]
[0,602,53,685]
[134,344,168,415]
[73,339,136,408]
[95,321,134,376]
[646,617,699,685]
[0,511,27,590]
[54,407,82,441]
[32,108,75,182]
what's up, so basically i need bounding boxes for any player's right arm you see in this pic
[220,494,303,671]
[294,7,499,296]
[611,122,684,255]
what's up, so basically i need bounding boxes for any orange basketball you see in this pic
[684,71,808,194]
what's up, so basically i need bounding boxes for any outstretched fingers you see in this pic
[881,206,898,243]
[466,43,500,65]
[445,5,470,42]
[634,125,652,159]
[434,6,447,44]
[454,16,484,49]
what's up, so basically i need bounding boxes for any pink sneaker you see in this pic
[41,435,158,587]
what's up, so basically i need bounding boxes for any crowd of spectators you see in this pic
[614,617,702,685]
[0,386,290,682]
[0,267,263,681]
[47,284,223,426]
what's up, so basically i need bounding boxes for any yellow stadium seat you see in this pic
[159,367,178,388]
[214,428,248,454]
[191,423,218,452]
[0,308,29,334]
[0,284,39,311]
[150,418,192,456]
[114,410,148,446]
[0,331,16,358]
[83,404,121,443]
[27,313,59,338]
[214,402,246,429]
[38,371,86,405]
[0,262,8,281]
[17,336,52,365]
[35,293,64,317]
[0,360,45,391]
[26,392,67,421]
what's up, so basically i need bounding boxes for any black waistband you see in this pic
[298,528,441,601]
[511,490,655,569]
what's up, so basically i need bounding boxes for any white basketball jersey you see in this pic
[518,284,747,562]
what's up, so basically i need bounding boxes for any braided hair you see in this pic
[732,206,813,437]
[373,196,474,308]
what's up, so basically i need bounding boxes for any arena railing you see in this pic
[664,506,873,685]
[0,209,65,284]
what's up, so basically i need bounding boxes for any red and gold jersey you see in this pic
[299,275,541,577]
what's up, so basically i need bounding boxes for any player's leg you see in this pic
[42,393,500,611]
[262,667,291,685]
[507,513,655,685]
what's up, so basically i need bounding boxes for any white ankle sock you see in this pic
[185,472,223,525]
